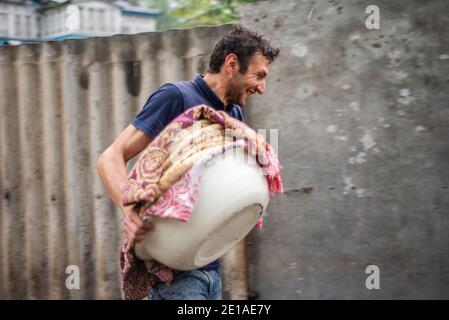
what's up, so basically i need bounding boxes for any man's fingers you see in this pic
[125,228,149,243]
[142,220,155,231]
[126,210,155,231]
[123,218,138,234]
[126,210,145,228]
[123,207,155,232]
[124,223,134,239]
[133,235,148,243]
[123,216,153,242]
[124,223,136,241]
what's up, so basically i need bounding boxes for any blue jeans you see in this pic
[148,269,222,300]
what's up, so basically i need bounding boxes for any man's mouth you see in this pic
[240,89,256,105]
[245,89,255,101]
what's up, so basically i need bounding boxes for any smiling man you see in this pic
[97,25,279,300]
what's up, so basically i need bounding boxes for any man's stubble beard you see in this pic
[226,77,246,107]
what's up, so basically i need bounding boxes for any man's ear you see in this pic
[223,54,240,76]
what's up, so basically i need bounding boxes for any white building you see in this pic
[0,0,160,44]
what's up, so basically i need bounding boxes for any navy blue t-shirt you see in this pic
[131,74,245,271]
[132,74,244,139]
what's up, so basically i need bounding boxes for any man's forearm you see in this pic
[97,149,129,213]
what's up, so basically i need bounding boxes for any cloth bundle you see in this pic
[120,105,283,300]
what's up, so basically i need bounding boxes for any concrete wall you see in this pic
[239,0,449,299]
[0,25,235,299]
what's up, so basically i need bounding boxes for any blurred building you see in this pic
[0,0,160,45]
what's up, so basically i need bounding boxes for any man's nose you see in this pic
[256,80,266,95]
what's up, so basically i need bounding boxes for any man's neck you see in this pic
[203,73,229,109]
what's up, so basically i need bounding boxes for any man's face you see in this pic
[225,53,271,107]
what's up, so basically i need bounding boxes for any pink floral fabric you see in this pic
[119,105,283,300]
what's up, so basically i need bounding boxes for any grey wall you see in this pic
[240,0,449,299]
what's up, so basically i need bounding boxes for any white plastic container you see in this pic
[134,147,269,270]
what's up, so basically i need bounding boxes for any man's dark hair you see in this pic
[208,25,280,74]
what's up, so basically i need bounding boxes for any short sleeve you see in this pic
[132,84,184,139]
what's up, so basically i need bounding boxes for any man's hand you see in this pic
[123,206,155,243]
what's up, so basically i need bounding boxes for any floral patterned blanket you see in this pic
[120,105,283,300]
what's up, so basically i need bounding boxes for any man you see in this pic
[96,25,279,300]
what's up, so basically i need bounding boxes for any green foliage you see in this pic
[141,0,263,30]
[126,0,142,5]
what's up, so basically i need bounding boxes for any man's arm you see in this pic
[96,124,154,242]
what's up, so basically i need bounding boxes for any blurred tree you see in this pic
[125,0,140,5]
[140,0,262,30]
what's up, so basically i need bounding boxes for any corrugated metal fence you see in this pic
[0,24,235,299]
